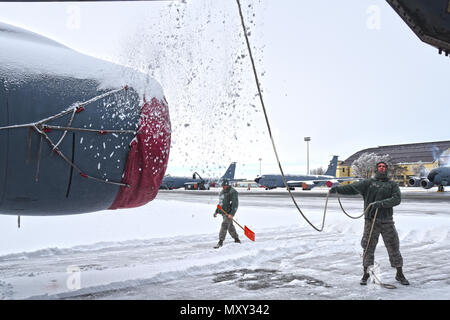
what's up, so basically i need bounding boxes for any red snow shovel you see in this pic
[217,205,255,241]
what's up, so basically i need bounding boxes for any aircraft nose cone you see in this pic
[254,177,261,184]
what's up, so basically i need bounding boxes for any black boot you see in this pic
[360,267,370,285]
[214,240,223,249]
[395,267,410,285]
[234,238,241,244]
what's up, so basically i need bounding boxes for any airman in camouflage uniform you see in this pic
[213,179,240,248]
[330,162,409,285]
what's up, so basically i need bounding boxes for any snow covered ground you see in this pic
[0,188,449,300]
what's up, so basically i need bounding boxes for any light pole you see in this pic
[258,158,262,176]
[304,137,311,175]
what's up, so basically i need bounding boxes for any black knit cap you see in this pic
[376,161,388,169]
[221,179,230,187]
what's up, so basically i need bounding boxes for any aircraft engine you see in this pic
[408,177,422,187]
[302,182,315,190]
[326,180,339,188]
[0,22,171,216]
[420,178,435,189]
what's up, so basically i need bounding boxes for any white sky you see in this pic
[0,0,449,179]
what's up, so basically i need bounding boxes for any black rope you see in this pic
[66,133,75,198]
[236,2,397,289]
[0,87,131,188]
[236,0,328,231]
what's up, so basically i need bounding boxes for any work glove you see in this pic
[329,186,338,194]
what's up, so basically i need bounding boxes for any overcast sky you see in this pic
[0,0,449,179]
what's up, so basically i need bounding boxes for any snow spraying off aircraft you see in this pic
[0,22,171,216]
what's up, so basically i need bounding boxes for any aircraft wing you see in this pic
[386,0,450,54]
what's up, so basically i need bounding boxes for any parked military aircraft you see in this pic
[254,156,355,190]
[409,167,449,191]
[160,162,236,190]
[0,22,171,216]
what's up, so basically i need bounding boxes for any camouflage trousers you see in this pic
[361,218,403,268]
[219,214,239,241]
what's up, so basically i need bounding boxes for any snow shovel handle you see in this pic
[217,205,256,242]
[216,205,244,230]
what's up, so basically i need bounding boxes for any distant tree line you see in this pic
[309,167,324,175]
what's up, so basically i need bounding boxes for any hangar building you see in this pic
[337,141,450,186]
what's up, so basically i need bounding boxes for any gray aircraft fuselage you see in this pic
[160,177,204,190]
[255,174,335,190]
[425,167,450,188]
[255,156,339,190]
[160,162,236,190]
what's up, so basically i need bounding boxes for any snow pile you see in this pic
[0,21,164,102]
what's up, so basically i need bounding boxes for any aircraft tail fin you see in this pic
[324,156,338,176]
[221,162,236,180]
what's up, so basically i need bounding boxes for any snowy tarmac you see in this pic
[0,187,449,300]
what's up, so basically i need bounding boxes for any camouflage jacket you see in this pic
[218,187,239,216]
[335,177,401,220]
